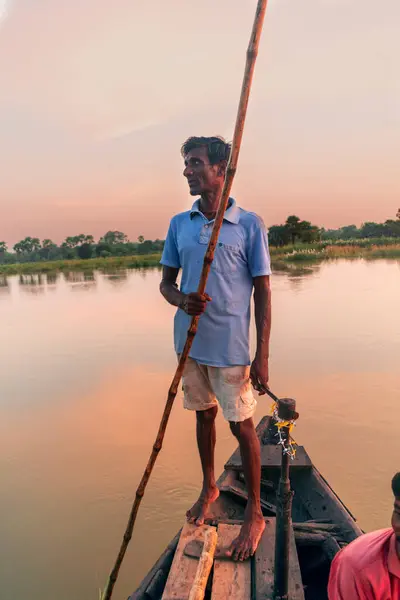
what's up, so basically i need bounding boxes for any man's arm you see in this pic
[160,266,184,308]
[250,275,271,394]
[160,266,211,316]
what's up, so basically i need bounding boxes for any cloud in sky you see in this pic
[0,0,399,244]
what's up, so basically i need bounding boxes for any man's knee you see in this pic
[196,406,218,424]
[229,417,254,439]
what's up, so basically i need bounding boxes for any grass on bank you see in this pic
[1,241,400,276]
[274,243,400,262]
[0,254,162,276]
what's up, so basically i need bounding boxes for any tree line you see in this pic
[269,210,400,246]
[0,231,164,265]
[1,210,399,264]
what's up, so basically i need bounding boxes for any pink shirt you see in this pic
[328,528,400,600]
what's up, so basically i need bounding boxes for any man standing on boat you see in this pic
[160,136,271,561]
[328,472,400,599]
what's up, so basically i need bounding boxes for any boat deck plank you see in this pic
[225,443,312,471]
[161,522,215,600]
[211,524,251,600]
[255,518,305,599]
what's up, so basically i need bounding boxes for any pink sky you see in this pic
[0,0,399,245]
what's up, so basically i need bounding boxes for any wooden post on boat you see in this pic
[273,398,298,600]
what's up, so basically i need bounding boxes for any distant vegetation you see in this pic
[1,211,399,274]
[0,231,164,266]
[1,241,399,277]
[268,210,400,246]
[0,255,162,276]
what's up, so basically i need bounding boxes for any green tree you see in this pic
[338,225,359,240]
[268,225,290,247]
[63,234,94,248]
[63,236,79,249]
[0,241,7,253]
[396,208,400,220]
[285,216,302,244]
[13,237,41,254]
[42,239,56,249]
[384,219,400,238]
[299,224,321,243]
[100,231,128,245]
[321,228,340,241]
[77,243,93,259]
[95,242,112,257]
[360,222,387,238]
[138,235,145,244]
[40,239,58,260]
[269,217,320,245]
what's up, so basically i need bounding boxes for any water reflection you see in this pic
[63,270,95,283]
[272,262,320,292]
[63,270,96,291]
[1,260,399,600]
[272,260,319,277]
[0,275,9,294]
[46,272,59,286]
[101,269,128,286]
[135,266,162,280]
[18,273,46,294]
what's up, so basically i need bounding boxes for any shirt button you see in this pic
[205,224,208,228]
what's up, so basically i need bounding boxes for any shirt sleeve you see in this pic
[328,550,371,600]
[247,215,272,278]
[160,218,181,268]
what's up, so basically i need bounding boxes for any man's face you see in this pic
[183,146,223,196]
[392,497,400,541]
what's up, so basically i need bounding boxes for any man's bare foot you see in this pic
[227,503,265,561]
[186,486,220,526]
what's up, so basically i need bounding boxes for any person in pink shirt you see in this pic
[328,472,400,599]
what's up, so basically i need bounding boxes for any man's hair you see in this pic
[181,136,231,165]
[392,472,400,498]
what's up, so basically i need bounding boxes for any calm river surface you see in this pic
[1,259,399,599]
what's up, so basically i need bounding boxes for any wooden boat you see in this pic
[129,415,363,600]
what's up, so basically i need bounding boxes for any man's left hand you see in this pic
[250,355,269,395]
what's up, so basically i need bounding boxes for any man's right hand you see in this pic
[181,292,212,316]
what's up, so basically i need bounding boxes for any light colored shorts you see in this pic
[180,357,257,423]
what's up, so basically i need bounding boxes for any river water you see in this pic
[0,259,399,599]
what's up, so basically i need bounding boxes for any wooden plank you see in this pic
[255,518,304,599]
[225,443,312,471]
[162,522,215,600]
[211,523,251,600]
[219,477,276,515]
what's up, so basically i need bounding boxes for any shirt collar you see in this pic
[388,532,400,578]
[190,197,240,224]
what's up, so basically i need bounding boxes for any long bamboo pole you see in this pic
[101,2,268,598]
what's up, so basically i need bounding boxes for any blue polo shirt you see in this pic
[160,198,271,367]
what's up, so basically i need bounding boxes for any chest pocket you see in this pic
[211,242,241,274]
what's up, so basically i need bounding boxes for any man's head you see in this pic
[391,472,400,541]
[181,136,231,196]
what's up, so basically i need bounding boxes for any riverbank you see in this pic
[0,254,161,276]
[0,242,399,276]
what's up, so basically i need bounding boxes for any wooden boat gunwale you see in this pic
[130,415,363,600]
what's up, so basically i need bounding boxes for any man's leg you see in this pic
[207,363,264,559]
[187,406,220,525]
[180,357,220,526]
[228,418,265,561]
